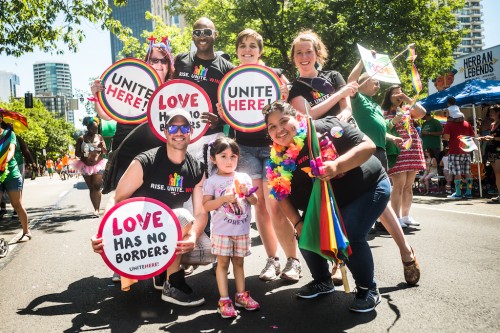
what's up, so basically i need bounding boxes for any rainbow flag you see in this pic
[0,128,12,183]
[458,135,478,152]
[406,47,417,62]
[411,62,422,95]
[434,115,447,125]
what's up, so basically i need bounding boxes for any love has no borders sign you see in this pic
[98,58,162,124]
[97,197,181,279]
[147,79,211,144]
[218,64,282,133]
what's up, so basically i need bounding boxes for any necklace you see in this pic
[266,120,307,201]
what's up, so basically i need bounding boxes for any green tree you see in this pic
[0,0,130,57]
[169,0,465,97]
[0,99,77,162]
[118,12,192,60]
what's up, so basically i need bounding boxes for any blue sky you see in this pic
[1,0,500,125]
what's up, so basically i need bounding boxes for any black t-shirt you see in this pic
[112,123,137,151]
[288,70,346,119]
[174,52,235,135]
[289,117,387,211]
[234,67,283,147]
[133,146,204,209]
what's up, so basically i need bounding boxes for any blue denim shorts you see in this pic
[1,177,23,192]
[237,144,271,180]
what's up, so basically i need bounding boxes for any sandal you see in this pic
[18,232,32,243]
[402,247,420,285]
[0,238,9,258]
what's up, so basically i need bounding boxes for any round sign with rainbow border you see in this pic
[98,58,162,124]
[218,64,282,133]
[147,79,211,144]
[97,197,181,280]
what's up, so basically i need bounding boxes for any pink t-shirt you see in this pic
[202,172,253,236]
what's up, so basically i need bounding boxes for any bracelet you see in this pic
[294,219,304,229]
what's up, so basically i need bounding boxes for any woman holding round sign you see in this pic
[287,30,359,122]
[92,38,174,193]
[73,117,107,217]
[218,29,302,282]
[286,30,359,283]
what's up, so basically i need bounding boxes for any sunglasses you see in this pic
[192,29,215,38]
[167,125,191,135]
[149,57,168,65]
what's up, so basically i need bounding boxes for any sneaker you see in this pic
[349,286,381,313]
[111,272,120,283]
[402,216,420,227]
[218,299,238,318]
[235,291,260,311]
[259,257,280,281]
[181,264,196,276]
[280,258,301,281]
[447,193,463,200]
[153,273,166,290]
[0,209,7,218]
[491,196,500,202]
[161,281,205,306]
[462,193,473,199]
[296,279,334,299]
[398,218,408,228]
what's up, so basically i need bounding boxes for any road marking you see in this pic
[1,188,72,266]
[414,204,500,219]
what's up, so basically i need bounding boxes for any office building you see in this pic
[108,0,185,63]
[0,71,20,102]
[33,61,73,117]
[453,0,484,57]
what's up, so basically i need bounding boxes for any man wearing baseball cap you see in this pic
[91,108,209,307]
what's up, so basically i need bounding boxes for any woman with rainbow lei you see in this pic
[0,114,30,242]
[264,100,390,313]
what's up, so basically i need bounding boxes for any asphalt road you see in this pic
[0,176,499,333]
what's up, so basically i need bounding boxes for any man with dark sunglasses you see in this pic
[174,17,234,163]
[91,108,210,307]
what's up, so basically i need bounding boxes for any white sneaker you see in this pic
[403,216,420,226]
[259,257,280,281]
[280,257,301,281]
[398,218,409,228]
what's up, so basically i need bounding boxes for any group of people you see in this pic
[85,18,473,318]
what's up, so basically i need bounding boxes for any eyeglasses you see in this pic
[167,125,191,135]
[262,100,286,115]
[192,29,215,38]
[149,57,168,65]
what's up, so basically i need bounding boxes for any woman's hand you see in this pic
[280,83,289,101]
[392,136,404,148]
[201,111,219,129]
[91,80,104,97]
[393,92,412,105]
[340,82,359,98]
[318,160,340,182]
[91,235,104,254]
